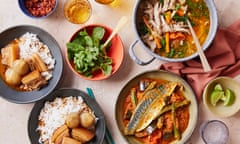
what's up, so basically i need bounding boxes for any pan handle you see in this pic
[129,40,155,66]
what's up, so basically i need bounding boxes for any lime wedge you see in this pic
[210,90,225,106]
[223,89,235,106]
[214,83,223,91]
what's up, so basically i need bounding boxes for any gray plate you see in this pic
[28,88,106,144]
[0,25,63,103]
[115,70,198,144]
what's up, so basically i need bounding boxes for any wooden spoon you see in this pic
[102,16,128,49]
[187,19,211,72]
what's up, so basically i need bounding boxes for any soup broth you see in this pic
[136,0,210,58]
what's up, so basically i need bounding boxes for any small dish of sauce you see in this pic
[64,0,92,24]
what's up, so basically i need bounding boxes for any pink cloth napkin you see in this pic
[160,19,240,101]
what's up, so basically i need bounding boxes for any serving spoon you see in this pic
[102,16,128,50]
[187,19,211,72]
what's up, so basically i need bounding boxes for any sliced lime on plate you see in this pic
[210,90,225,106]
[214,83,223,91]
[223,89,235,106]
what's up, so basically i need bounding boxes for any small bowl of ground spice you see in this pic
[18,0,58,18]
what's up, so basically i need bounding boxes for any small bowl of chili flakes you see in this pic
[18,0,58,18]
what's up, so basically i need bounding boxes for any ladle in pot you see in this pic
[187,19,211,72]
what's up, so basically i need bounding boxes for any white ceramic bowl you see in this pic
[203,76,240,117]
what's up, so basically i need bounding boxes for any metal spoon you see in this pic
[187,19,211,72]
[146,124,156,135]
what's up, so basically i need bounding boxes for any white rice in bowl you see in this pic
[19,32,55,80]
[37,96,97,144]
[0,32,56,91]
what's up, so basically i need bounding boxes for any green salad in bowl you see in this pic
[66,24,124,80]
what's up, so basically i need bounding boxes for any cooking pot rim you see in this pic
[131,0,218,62]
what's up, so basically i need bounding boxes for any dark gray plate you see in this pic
[0,25,63,103]
[28,88,106,144]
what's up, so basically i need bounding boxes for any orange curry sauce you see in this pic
[122,78,190,144]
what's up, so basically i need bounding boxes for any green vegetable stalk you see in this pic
[130,88,137,108]
[171,103,181,140]
[143,81,157,95]
[160,100,190,116]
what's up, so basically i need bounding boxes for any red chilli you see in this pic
[25,0,56,17]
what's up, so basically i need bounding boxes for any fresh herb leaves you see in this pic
[67,27,112,77]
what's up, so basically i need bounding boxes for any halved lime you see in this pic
[210,90,225,106]
[223,89,235,106]
[214,83,223,91]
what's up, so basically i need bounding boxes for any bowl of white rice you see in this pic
[0,25,63,103]
[28,88,106,144]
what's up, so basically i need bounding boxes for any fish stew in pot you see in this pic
[122,78,191,144]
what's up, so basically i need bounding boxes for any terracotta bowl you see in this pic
[66,24,124,80]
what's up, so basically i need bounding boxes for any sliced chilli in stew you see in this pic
[122,78,191,144]
[136,0,210,58]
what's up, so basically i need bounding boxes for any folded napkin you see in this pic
[160,19,240,101]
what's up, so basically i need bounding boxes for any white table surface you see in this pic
[1,0,240,143]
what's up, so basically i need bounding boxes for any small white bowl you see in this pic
[203,76,240,117]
